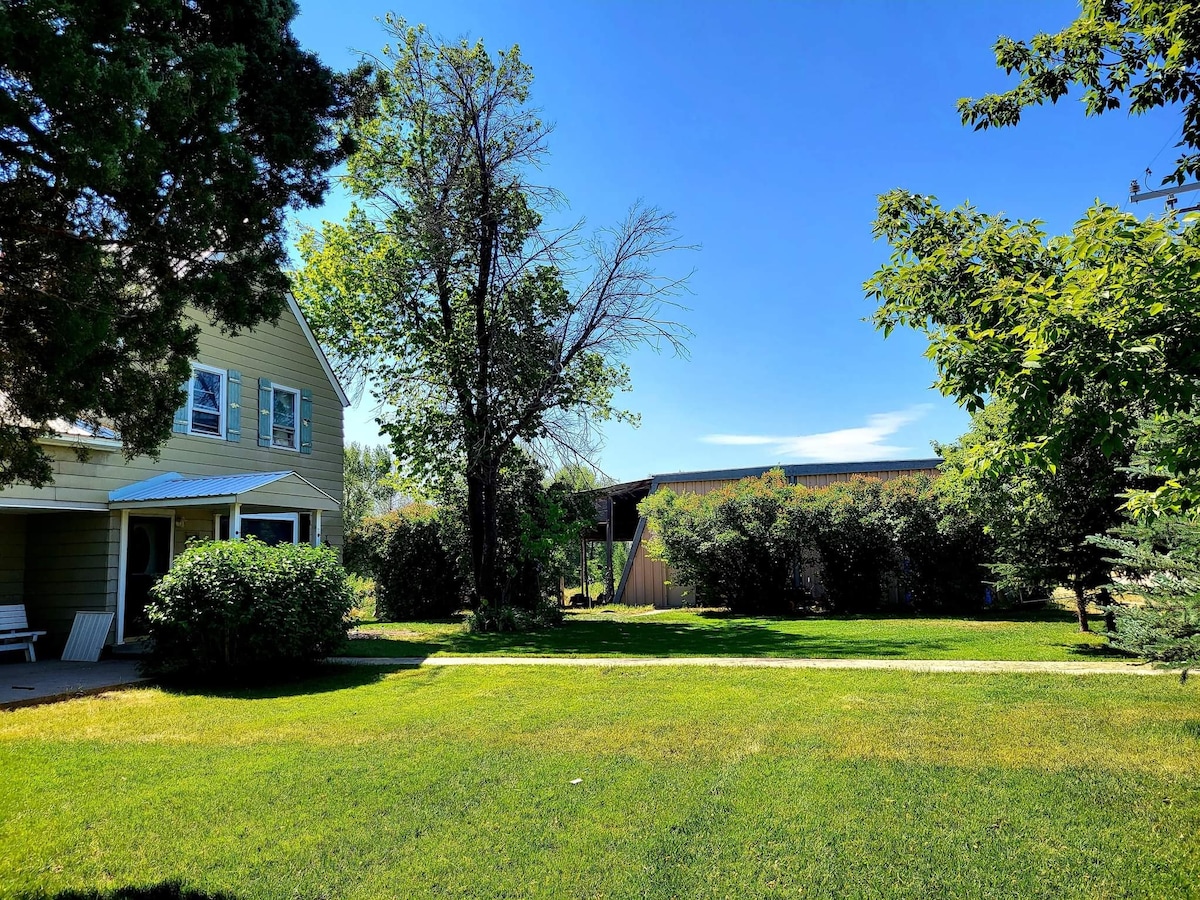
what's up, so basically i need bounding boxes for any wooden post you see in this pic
[230,502,242,540]
[115,509,130,645]
[605,495,615,603]
[580,537,588,607]
[312,509,323,546]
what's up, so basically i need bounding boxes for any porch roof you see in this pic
[108,470,339,511]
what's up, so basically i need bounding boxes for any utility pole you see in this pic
[1130,174,1200,213]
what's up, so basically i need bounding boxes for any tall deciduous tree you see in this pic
[959,0,1200,184]
[294,19,690,621]
[0,0,344,486]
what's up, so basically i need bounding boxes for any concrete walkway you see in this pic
[332,655,1164,676]
[0,660,147,709]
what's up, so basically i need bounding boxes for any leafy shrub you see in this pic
[342,506,413,578]
[641,470,800,613]
[347,574,377,622]
[349,452,592,628]
[374,505,468,620]
[801,477,894,613]
[439,451,594,616]
[145,538,354,678]
[469,596,564,632]
[641,471,992,616]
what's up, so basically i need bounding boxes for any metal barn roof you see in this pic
[649,458,943,485]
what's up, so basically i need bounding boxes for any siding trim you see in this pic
[0,499,109,512]
[115,510,129,644]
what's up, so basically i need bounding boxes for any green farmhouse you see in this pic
[0,298,348,652]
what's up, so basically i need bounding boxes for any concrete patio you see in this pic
[0,659,147,709]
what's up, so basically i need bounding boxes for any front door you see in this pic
[124,516,172,639]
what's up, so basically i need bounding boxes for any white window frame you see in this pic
[243,512,299,545]
[269,383,301,451]
[218,512,300,545]
[187,363,226,440]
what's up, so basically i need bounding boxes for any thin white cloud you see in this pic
[702,406,931,462]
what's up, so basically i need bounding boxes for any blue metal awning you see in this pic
[108,471,339,510]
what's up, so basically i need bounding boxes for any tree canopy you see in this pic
[871,0,1200,656]
[293,18,690,619]
[0,0,344,485]
[959,0,1200,184]
[866,191,1200,486]
[343,443,403,532]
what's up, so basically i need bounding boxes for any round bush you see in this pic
[145,538,354,677]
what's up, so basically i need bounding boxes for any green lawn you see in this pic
[1,666,1197,898]
[343,605,1117,661]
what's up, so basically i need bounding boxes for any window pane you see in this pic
[193,371,221,412]
[273,425,295,447]
[243,518,295,546]
[273,390,295,427]
[191,410,221,435]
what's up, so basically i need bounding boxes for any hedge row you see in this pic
[640,472,993,615]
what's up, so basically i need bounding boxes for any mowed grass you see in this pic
[344,604,1115,661]
[2,666,1198,899]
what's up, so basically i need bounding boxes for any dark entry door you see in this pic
[124,516,172,639]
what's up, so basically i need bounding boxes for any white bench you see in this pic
[0,604,47,662]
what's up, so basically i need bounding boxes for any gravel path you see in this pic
[331,655,1164,675]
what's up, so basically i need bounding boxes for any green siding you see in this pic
[24,511,120,644]
[0,514,26,606]
[0,303,345,548]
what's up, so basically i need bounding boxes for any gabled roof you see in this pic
[109,470,339,510]
[286,293,350,408]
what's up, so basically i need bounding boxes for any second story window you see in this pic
[271,384,299,450]
[189,365,226,438]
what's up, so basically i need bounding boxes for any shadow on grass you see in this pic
[345,618,960,660]
[1065,642,1139,659]
[22,881,238,900]
[693,605,1086,625]
[152,662,394,700]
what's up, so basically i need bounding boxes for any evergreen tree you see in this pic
[0,0,344,485]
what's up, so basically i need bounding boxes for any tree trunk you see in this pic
[1098,587,1116,633]
[1073,580,1091,632]
[466,471,487,606]
[482,464,500,607]
[465,458,502,613]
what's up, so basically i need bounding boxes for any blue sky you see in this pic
[290,0,1179,482]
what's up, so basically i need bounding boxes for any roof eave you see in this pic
[38,435,124,453]
[286,293,351,409]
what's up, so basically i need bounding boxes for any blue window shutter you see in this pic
[258,377,272,447]
[300,388,314,455]
[226,370,241,442]
[172,378,190,434]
